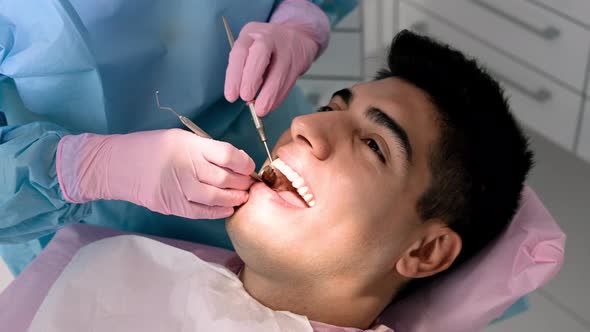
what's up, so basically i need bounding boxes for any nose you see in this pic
[290,112,346,161]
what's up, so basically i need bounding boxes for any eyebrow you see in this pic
[332,88,413,164]
[366,107,413,163]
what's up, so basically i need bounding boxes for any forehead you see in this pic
[351,77,440,140]
[352,78,435,116]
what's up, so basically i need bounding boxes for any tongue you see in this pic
[277,190,308,208]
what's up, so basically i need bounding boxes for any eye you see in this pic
[316,106,334,112]
[364,138,385,162]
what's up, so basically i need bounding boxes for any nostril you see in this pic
[296,134,312,148]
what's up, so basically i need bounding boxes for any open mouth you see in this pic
[260,158,316,208]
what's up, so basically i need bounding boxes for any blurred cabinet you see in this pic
[397,3,583,151]
[533,0,590,27]
[577,102,590,163]
[305,32,362,78]
[405,0,590,93]
[299,6,363,108]
[363,0,590,160]
[297,80,358,108]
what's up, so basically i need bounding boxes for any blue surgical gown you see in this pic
[0,0,358,275]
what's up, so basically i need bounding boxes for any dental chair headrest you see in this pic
[380,186,565,332]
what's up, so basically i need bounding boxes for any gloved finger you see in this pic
[239,36,273,102]
[254,61,291,117]
[144,193,235,219]
[201,141,256,176]
[199,162,254,190]
[225,33,255,103]
[184,182,249,207]
[181,203,235,220]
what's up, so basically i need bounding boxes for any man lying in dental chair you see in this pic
[20,30,540,331]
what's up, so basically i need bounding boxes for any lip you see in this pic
[250,182,308,210]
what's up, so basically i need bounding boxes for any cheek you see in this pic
[325,177,409,249]
[316,180,384,246]
[329,213,411,273]
[258,130,292,171]
[274,130,292,152]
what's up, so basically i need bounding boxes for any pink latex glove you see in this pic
[56,129,256,219]
[224,0,330,117]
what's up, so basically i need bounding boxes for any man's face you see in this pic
[227,78,441,282]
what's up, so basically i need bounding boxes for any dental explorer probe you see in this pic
[155,91,264,182]
[222,16,274,163]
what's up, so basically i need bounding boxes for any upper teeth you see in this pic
[271,158,316,207]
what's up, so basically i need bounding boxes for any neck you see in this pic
[239,265,398,329]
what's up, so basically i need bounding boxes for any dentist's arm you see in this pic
[0,122,91,243]
[224,0,331,117]
[0,125,255,244]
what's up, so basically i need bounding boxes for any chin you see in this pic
[227,196,304,263]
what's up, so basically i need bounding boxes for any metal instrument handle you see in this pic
[180,116,212,139]
[248,104,263,129]
[222,16,236,47]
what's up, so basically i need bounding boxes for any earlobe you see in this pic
[395,228,462,279]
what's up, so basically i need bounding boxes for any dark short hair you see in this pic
[376,30,534,298]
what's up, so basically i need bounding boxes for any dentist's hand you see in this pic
[224,21,320,117]
[57,129,255,219]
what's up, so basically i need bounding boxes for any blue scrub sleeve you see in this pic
[0,122,91,244]
[311,0,358,26]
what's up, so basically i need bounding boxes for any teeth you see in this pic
[271,159,297,182]
[292,178,304,188]
[297,186,308,196]
[284,171,299,182]
[271,158,315,207]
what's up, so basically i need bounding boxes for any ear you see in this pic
[395,222,462,279]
